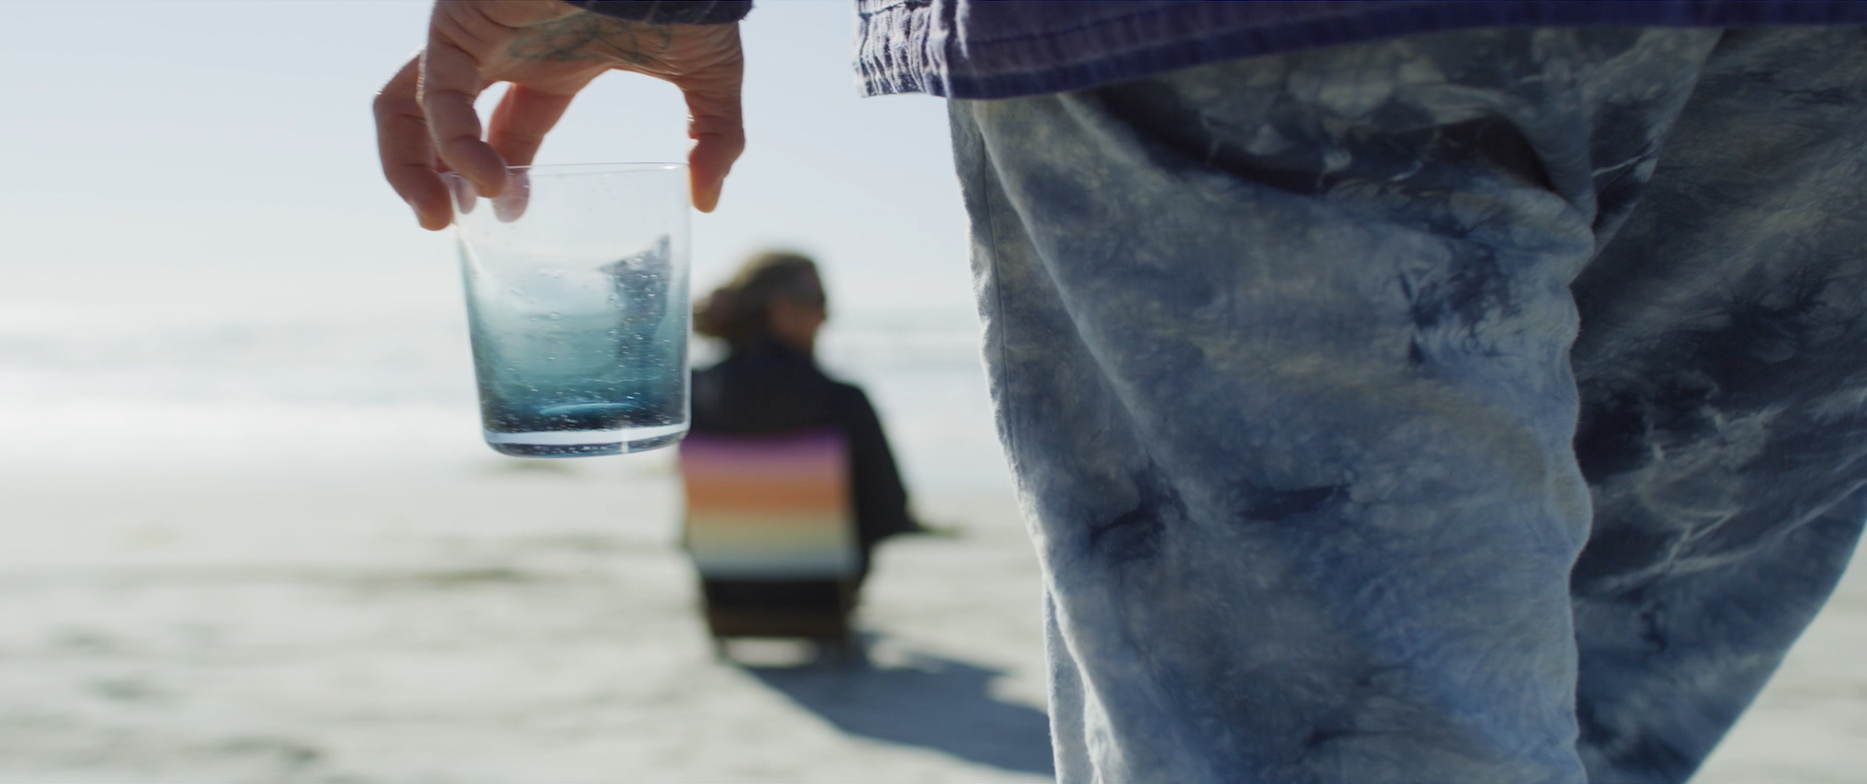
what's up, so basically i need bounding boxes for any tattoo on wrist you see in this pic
[507,12,673,66]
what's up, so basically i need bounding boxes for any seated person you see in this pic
[690,251,922,584]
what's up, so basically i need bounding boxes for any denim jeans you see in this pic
[949,26,1867,784]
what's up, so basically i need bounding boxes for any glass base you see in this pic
[483,423,687,458]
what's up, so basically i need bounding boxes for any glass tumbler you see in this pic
[447,163,690,457]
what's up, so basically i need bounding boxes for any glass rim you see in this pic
[504,162,684,175]
[438,162,684,186]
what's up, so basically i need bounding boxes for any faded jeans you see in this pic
[949,26,1867,784]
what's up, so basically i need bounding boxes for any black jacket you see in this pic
[690,342,917,551]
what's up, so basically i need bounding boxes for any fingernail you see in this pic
[493,170,530,223]
[444,174,478,215]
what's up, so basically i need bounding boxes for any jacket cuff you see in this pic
[566,1,751,25]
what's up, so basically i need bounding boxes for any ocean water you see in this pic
[0,264,1008,491]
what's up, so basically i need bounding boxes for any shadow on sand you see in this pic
[741,642,1054,777]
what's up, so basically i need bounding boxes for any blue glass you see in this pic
[450,164,690,457]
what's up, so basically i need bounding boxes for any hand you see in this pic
[374,1,745,230]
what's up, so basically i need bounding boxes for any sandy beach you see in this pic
[0,452,1858,783]
[0,454,1056,783]
[0,267,1858,782]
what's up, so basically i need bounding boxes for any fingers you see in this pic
[679,71,743,212]
[374,55,453,231]
[487,85,581,223]
[676,36,745,213]
[487,84,578,168]
[419,34,508,197]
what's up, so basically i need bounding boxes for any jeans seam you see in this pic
[974,107,1022,484]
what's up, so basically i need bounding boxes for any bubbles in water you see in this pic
[465,234,686,443]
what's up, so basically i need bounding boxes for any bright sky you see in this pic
[0,0,973,312]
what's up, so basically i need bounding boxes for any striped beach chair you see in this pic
[678,429,860,653]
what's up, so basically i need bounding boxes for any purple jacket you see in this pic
[576,1,1867,98]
